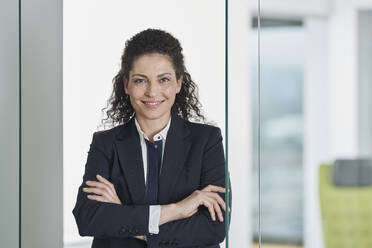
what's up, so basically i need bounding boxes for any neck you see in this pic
[135,112,171,142]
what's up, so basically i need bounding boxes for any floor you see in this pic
[252,244,302,248]
[64,241,303,248]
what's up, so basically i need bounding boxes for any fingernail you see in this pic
[97,174,101,178]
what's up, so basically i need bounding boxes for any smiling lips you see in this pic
[142,100,164,109]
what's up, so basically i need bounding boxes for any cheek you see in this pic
[163,87,177,99]
[127,87,144,99]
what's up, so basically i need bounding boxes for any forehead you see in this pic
[130,53,175,75]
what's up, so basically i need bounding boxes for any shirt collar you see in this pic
[134,115,171,142]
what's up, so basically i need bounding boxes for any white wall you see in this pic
[261,0,329,17]
[63,0,226,246]
[328,0,359,158]
[358,10,372,156]
[228,1,255,247]
[327,0,372,159]
[303,17,329,248]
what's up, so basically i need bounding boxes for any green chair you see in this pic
[319,164,372,248]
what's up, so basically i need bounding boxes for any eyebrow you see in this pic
[132,73,172,78]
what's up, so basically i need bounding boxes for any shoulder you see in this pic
[88,124,126,159]
[94,124,123,137]
[183,119,223,143]
[182,119,224,158]
[91,124,124,145]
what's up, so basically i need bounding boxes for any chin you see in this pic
[137,111,169,120]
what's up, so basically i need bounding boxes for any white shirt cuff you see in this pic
[148,205,161,234]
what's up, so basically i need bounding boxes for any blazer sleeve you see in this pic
[72,132,151,239]
[147,126,232,247]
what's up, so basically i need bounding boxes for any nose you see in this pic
[145,80,159,97]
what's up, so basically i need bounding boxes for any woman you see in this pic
[72,28,232,248]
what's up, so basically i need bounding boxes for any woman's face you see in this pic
[124,53,183,122]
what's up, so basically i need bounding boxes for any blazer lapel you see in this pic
[114,117,146,204]
[113,113,192,205]
[158,113,191,204]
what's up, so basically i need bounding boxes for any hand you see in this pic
[83,174,122,205]
[176,185,226,222]
[134,235,146,241]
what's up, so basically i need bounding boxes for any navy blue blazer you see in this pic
[72,112,232,248]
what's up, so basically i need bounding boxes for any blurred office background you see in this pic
[250,0,372,248]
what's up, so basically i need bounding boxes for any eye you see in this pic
[133,78,145,83]
[160,77,170,83]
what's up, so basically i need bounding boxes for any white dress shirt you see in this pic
[134,115,171,235]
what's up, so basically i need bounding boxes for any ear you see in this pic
[176,75,183,93]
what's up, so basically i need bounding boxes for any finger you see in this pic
[202,184,226,193]
[83,186,104,195]
[96,174,117,194]
[83,187,114,201]
[85,181,115,199]
[196,191,218,221]
[85,180,103,188]
[212,200,224,222]
[87,194,109,203]
[200,198,216,221]
[206,192,226,212]
[203,194,224,222]
[87,179,114,194]
[88,184,115,200]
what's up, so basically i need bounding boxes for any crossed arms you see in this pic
[72,127,232,247]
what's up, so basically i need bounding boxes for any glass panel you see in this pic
[259,1,372,248]
[64,1,226,247]
[254,18,304,247]
[0,0,20,246]
[227,1,258,248]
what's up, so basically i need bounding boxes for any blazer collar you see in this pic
[114,112,192,204]
[134,114,171,142]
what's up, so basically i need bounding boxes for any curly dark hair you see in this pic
[98,28,211,130]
